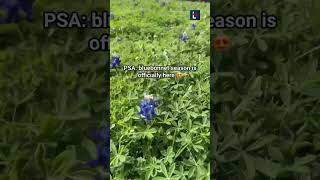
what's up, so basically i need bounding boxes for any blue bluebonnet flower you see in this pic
[0,0,33,23]
[141,8,144,16]
[192,22,196,30]
[110,54,121,68]
[180,32,188,42]
[138,94,158,122]
[86,127,110,170]
[90,127,108,142]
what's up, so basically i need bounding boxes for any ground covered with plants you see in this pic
[110,0,210,179]
[212,0,320,179]
[0,0,109,179]
[3,0,320,179]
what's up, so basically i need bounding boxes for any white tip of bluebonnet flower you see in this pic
[112,53,119,57]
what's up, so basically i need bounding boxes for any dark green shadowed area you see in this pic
[212,0,320,180]
[0,0,109,179]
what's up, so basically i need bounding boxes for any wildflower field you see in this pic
[110,0,210,179]
[3,0,320,179]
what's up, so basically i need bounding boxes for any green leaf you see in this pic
[35,143,46,175]
[145,170,152,180]
[160,162,168,177]
[0,24,19,34]
[50,148,76,176]
[9,167,18,180]
[286,165,310,174]
[268,146,284,162]
[39,116,62,137]
[294,155,316,166]
[168,163,176,177]
[299,73,320,98]
[280,84,291,106]
[67,170,96,180]
[219,134,238,152]
[257,38,268,52]
[153,177,167,180]
[254,157,281,178]
[188,166,196,178]
[81,138,96,159]
[243,153,255,178]
[246,135,276,152]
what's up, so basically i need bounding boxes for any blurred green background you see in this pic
[212,0,320,179]
[0,0,109,179]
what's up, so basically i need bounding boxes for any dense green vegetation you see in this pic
[110,0,210,179]
[2,0,320,179]
[0,0,109,179]
[212,0,320,179]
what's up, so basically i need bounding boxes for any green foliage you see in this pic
[110,0,210,179]
[213,0,320,179]
[0,0,107,179]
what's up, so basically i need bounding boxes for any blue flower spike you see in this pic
[0,0,33,24]
[192,22,196,30]
[86,127,110,170]
[90,128,108,142]
[110,54,121,68]
[138,94,158,123]
[141,8,144,16]
[180,32,188,42]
